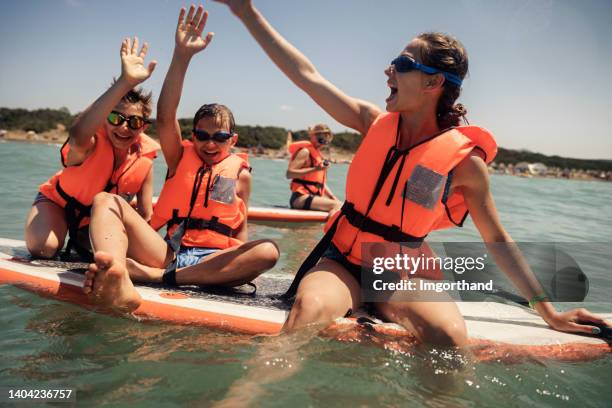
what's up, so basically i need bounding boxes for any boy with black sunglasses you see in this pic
[25,37,160,261]
[82,5,279,312]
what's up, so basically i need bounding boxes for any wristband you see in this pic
[528,294,550,309]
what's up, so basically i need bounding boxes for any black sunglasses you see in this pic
[193,129,233,143]
[107,111,150,130]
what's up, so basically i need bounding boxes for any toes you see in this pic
[85,268,96,279]
[93,251,114,270]
[83,279,93,293]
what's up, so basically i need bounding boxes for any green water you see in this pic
[1,140,611,407]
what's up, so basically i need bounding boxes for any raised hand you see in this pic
[212,0,253,18]
[175,5,214,57]
[120,37,157,86]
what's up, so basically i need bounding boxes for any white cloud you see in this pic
[279,105,293,112]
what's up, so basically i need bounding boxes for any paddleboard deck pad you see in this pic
[1,238,610,362]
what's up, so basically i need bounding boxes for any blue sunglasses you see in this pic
[391,55,463,87]
[192,129,233,143]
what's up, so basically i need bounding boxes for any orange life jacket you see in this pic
[288,141,326,196]
[284,112,497,297]
[151,141,249,250]
[37,127,159,260]
[329,112,497,265]
[39,127,159,210]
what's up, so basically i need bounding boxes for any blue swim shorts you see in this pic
[175,246,220,269]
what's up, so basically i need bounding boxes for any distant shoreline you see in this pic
[2,130,610,182]
[0,129,355,164]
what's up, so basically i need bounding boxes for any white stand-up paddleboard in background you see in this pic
[0,237,609,363]
[149,197,329,223]
[247,206,327,223]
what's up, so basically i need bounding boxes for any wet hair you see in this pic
[193,104,236,133]
[415,32,469,129]
[110,79,153,118]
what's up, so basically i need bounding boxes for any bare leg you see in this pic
[174,240,280,287]
[126,258,165,282]
[374,280,468,346]
[83,192,172,311]
[283,258,361,331]
[24,200,67,258]
[291,195,341,213]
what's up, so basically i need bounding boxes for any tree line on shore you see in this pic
[1,107,611,172]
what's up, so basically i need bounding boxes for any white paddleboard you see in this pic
[1,237,609,362]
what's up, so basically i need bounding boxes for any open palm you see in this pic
[176,5,214,56]
[120,37,157,86]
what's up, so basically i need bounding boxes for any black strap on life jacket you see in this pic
[282,201,426,299]
[283,121,454,299]
[440,170,469,227]
[341,202,426,243]
[57,139,146,261]
[163,165,212,285]
[282,205,344,299]
[167,210,238,239]
[164,166,209,254]
[56,181,95,262]
[291,179,324,196]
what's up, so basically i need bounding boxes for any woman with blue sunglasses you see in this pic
[215,0,608,344]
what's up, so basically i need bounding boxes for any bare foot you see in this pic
[84,251,142,312]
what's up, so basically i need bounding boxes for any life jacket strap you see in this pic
[342,201,426,243]
[167,210,238,238]
[56,181,93,262]
[291,179,324,195]
[282,207,343,299]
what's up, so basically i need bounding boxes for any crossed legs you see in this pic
[83,192,279,312]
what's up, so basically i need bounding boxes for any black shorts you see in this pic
[321,243,363,285]
[289,192,315,210]
[32,192,55,206]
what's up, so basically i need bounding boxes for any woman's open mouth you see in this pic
[386,85,398,103]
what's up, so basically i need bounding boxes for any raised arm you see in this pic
[157,5,214,176]
[455,154,609,334]
[215,0,381,134]
[67,38,156,164]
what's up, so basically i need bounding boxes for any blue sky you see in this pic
[1,0,611,159]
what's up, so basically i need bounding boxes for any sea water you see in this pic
[1,141,611,407]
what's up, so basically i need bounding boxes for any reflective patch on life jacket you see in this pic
[403,164,446,209]
[210,175,236,204]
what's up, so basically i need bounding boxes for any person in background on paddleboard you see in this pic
[82,5,279,312]
[24,38,160,262]
[287,123,341,213]
[217,0,609,344]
